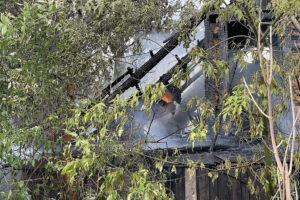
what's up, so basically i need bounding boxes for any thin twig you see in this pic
[206,35,256,52]
[269,26,273,85]
[156,125,192,142]
[145,108,156,142]
[243,78,269,119]
[283,110,300,173]
[276,140,283,148]
[261,137,275,153]
[257,23,267,82]
[24,159,45,188]
[288,75,297,174]
[272,182,282,200]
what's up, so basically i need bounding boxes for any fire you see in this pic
[161,91,173,103]
[160,85,181,105]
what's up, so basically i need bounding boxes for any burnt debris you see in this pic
[100,15,206,104]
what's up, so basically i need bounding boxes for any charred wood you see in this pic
[104,15,206,103]
[103,33,179,103]
[156,39,205,86]
[149,50,154,57]
[100,67,134,99]
[228,60,238,95]
[104,35,180,103]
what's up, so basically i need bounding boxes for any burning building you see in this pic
[97,0,299,198]
[3,0,299,199]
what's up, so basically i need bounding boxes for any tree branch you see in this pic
[243,78,270,119]
[288,75,298,174]
[291,16,300,33]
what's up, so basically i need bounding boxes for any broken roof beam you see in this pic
[104,33,179,103]
[156,39,205,86]
[103,15,206,103]
[101,67,134,99]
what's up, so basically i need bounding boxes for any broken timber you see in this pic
[156,39,205,86]
[103,15,206,103]
[101,67,134,99]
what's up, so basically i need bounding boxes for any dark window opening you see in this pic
[227,20,279,49]
[208,14,218,23]
[227,21,250,49]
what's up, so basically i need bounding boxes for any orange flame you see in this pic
[161,91,173,103]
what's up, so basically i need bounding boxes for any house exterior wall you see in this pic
[169,167,267,200]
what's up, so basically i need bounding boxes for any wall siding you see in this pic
[170,168,268,200]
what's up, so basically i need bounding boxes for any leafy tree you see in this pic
[0,0,299,199]
[186,0,300,199]
[0,0,179,199]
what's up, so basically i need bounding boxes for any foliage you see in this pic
[0,0,299,199]
[185,0,300,199]
[0,0,179,199]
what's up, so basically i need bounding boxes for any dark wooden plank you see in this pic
[177,177,185,200]
[255,179,268,200]
[197,169,209,200]
[247,170,256,200]
[244,169,256,200]
[229,172,241,200]
[209,172,218,200]
[241,171,250,200]
[174,167,185,200]
[185,168,197,200]
[218,173,229,200]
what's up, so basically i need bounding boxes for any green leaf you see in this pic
[155,162,163,172]
[83,112,91,124]
[208,172,212,178]
[144,192,150,200]
[1,14,10,25]
[1,25,7,35]
[236,9,243,21]
[171,165,177,174]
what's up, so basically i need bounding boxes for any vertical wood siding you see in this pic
[170,168,268,200]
